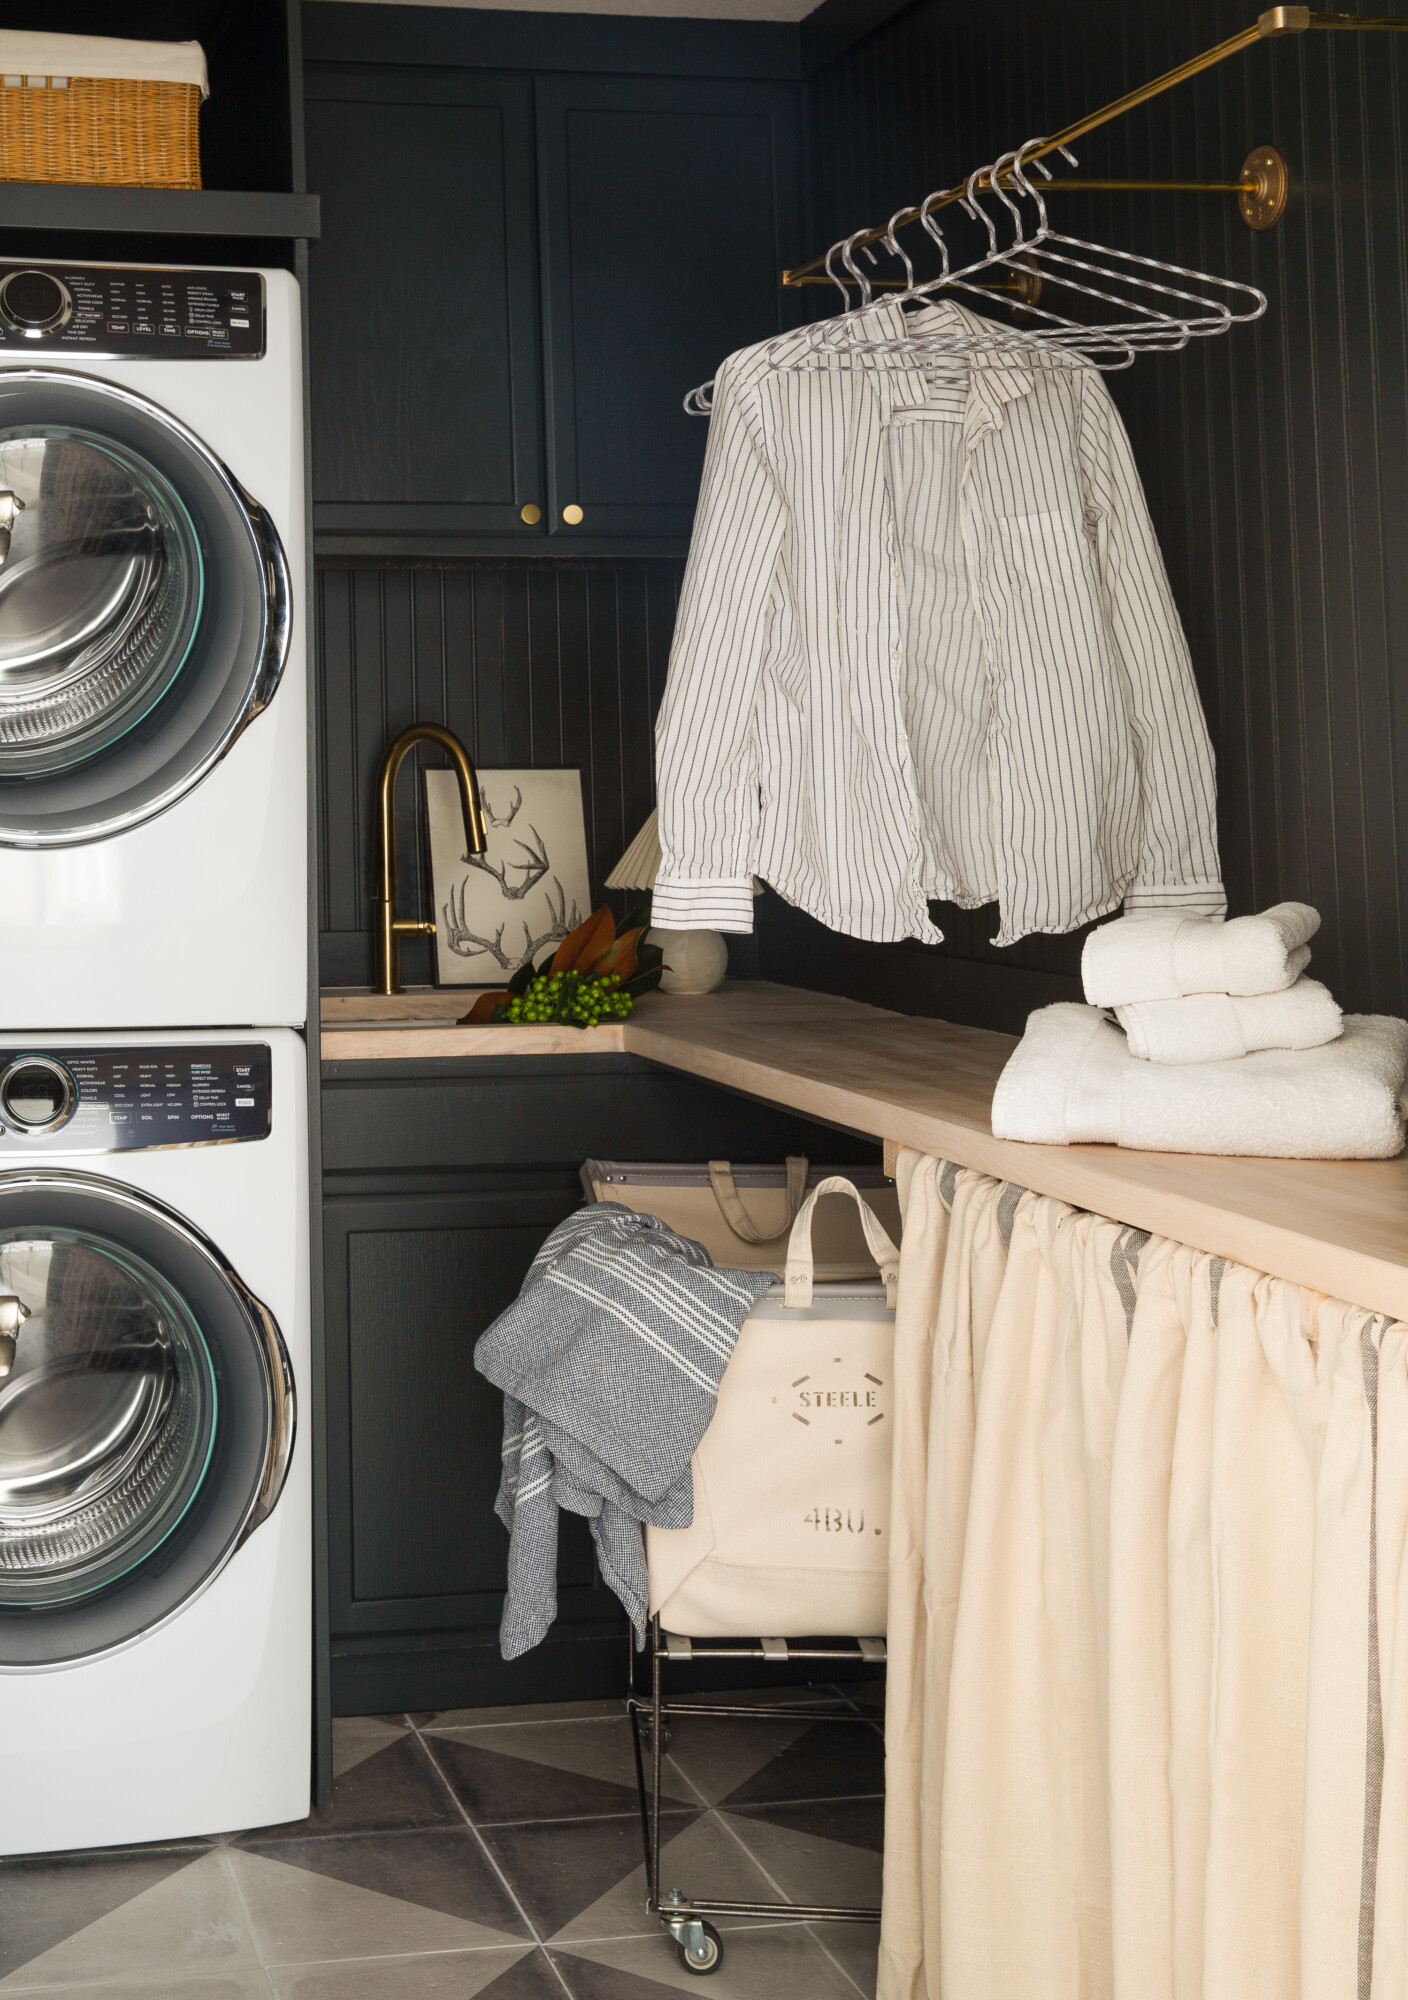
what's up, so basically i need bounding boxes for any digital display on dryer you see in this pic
[0,1044,271,1152]
[0,263,266,358]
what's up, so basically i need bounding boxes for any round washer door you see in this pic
[0,369,290,846]
[0,1172,294,1669]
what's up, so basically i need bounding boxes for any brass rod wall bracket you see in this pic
[780,4,1408,288]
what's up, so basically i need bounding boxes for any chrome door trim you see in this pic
[0,1167,296,1670]
[0,368,292,849]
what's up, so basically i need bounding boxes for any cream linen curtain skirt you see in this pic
[880,1151,1407,2000]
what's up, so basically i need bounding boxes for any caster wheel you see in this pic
[676,1920,723,1975]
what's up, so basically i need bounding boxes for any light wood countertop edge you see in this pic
[320,985,1408,1322]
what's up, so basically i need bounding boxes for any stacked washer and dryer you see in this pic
[0,259,311,1853]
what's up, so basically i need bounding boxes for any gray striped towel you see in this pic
[474,1203,774,1660]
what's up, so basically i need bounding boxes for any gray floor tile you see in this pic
[655,1712,819,1808]
[553,1920,864,1996]
[226,1846,526,1966]
[811,1919,881,1998]
[476,1810,694,1941]
[330,1716,410,1780]
[241,1829,529,1933]
[239,1737,459,1844]
[413,1701,624,1729]
[720,1806,884,1910]
[714,1720,885,1808]
[426,1718,691,1823]
[0,1978,272,1999]
[0,1851,259,1991]
[0,1843,214,1983]
[268,1944,556,1997]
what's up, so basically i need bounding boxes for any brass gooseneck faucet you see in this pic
[374,723,487,995]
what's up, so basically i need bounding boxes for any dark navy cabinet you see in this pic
[304,69,545,547]
[320,1054,880,1713]
[304,54,801,556]
[536,74,800,544]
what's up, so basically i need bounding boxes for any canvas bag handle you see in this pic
[785,1175,900,1309]
[707,1155,808,1244]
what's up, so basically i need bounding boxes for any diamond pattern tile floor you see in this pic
[0,1684,883,1998]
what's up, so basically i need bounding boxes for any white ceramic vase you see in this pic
[647,927,729,996]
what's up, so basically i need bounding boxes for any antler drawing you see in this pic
[466,822,550,900]
[479,785,523,830]
[442,874,584,967]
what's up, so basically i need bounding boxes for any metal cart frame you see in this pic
[625,1615,885,1976]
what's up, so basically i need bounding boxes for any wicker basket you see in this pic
[0,75,201,188]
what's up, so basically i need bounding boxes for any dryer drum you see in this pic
[0,428,201,775]
[0,1175,294,1670]
[0,370,290,848]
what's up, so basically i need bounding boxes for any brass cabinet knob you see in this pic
[520,502,542,525]
[562,503,584,525]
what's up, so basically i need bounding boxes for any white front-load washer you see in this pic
[0,1027,309,1855]
[0,260,305,1030]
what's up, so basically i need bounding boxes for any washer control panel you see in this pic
[0,1045,271,1151]
[0,263,265,358]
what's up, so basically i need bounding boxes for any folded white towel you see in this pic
[1082,903,1320,1007]
[991,1004,1407,1158]
[1115,976,1343,1064]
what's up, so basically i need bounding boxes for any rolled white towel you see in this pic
[1115,976,1343,1064]
[1082,902,1320,1007]
[991,1003,1408,1159]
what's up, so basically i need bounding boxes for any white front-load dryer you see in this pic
[0,260,305,1029]
[0,1027,309,1855]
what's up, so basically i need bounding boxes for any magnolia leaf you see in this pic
[616,903,651,939]
[551,905,615,974]
[459,989,509,1024]
[591,925,645,982]
[621,965,663,1000]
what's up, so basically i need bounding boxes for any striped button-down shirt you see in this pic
[652,301,1225,946]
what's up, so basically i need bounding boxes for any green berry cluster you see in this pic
[504,969,635,1028]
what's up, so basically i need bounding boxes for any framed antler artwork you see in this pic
[423,767,592,986]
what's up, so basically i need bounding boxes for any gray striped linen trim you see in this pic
[476,1204,773,1660]
[1109,1227,1151,1337]
[653,298,1224,950]
[1360,1317,1386,1998]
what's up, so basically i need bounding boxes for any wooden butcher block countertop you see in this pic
[321,981,1408,1319]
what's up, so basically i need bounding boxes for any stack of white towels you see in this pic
[992,903,1408,1158]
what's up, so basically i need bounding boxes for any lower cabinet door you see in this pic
[323,1183,626,1712]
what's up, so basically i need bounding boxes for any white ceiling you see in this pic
[336,0,824,19]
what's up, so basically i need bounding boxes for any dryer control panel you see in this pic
[0,1044,271,1152]
[0,263,265,358]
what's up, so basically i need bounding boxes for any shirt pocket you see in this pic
[994,507,1100,604]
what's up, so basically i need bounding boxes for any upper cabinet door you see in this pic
[535,75,801,546]
[305,68,546,550]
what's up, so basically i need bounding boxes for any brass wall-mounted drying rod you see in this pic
[781,8,1408,288]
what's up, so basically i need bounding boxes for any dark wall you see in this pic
[757,0,1408,1032]
[316,560,682,987]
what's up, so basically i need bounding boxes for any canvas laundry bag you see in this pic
[580,1157,902,1278]
[647,1176,899,1637]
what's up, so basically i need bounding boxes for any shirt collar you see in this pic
[865,297,1036,417]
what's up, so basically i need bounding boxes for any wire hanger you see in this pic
[683,136,1265,411]
[767,138,1267,381]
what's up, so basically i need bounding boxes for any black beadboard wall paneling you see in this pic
[762,0,1408,1027]
[316,560,683,988]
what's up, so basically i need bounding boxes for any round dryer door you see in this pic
[0,1173,294,1669]
[0,370,289,846]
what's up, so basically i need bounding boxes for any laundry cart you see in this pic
[584,1159,897,1976]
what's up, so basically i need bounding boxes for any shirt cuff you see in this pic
[1123,881,1227,921]
[650,876,756,933]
